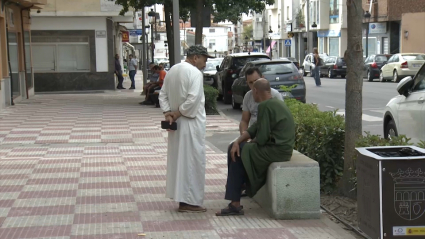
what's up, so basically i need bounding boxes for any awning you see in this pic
[123,42,135,51]
[266,41,277,53]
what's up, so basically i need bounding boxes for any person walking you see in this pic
[312,48,322,86]
[114,54,125,89]
[128,54,137,89]
[159,45,215,212]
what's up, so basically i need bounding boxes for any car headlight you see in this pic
[281,92,293,97]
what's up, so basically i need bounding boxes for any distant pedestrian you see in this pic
[312,48,322,86]
[114,54,125,89]
[159,45,215,212]
[128,54,137,89]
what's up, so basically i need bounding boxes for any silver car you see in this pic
[301,53,328,76]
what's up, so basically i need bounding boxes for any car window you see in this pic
[402,54,425,61]
[375,55,389,62]
[327,57,336,63]
[239,63,253,77]
[413,66,425,92]
[338,58,345,64]
[393,55,399,62]
[233,56,269,68]
[258,62,297,75]
[387,55,395,63]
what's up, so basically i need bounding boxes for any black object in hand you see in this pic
[161,121,177,130]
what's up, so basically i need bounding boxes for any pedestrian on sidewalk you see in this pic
[312,48,322,86]
[216,79,295,216]
[128,54,137,89]
[114,54,125,89]
[159,45,215,213]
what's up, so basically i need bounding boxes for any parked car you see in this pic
[380,53,425,83]
[363,54,392,81]
[301,53,328,76]
[318,56,347,78]
[203,58,223,87]
[280,57,300,69]
[216,53,270,104]
[383,63,425,142]
[231,59,306,109]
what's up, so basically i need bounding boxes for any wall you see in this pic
[31,17,108,72]
[400,12,425,53]
[387,0,425,21]
[38,0,133,16]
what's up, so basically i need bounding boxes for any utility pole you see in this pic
[262,10,266,53]
[141,8,147,86]
[172,0,181,65]
[306,0,310,55]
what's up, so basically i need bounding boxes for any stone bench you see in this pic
[253,150,321,220]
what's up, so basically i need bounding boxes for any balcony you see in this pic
[266,3,277,10]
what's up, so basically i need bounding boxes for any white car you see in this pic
[383,63,425,142]
[380,53,425,83]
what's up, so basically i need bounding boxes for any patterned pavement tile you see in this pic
[0,93,357,239]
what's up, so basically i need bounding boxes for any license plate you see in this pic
[413,64,422,68]
[342,66,347,68]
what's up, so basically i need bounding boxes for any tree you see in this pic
[341,0,364,198]
[242,24,253,40]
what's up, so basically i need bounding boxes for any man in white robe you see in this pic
[159,45,215,212]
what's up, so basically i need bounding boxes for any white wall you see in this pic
[187,27,229,53]
[31,17,108,72]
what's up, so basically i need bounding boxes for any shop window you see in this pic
[362,37,377,58]
[329,38,339,57]
[32,36,90,72]
[330,0,339,24]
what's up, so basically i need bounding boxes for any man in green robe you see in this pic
[216,79,295,216]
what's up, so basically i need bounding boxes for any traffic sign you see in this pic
[284,39,291,46]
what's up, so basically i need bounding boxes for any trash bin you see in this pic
[356,146,425,239]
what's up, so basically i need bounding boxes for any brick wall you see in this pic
[388,0,425,21]
[362,0,389,22]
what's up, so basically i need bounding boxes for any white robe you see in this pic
[159,62,206,206]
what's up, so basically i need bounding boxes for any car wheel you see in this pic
[341,74,346,78]
[393,70,399,83]
[367,70,373,82]
[379,71,385,82]
[384,120,398,140]
[302,68,307,77]
[328,69,334,78]
[231,95,241,109]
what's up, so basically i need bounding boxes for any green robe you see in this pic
[241,98,295,197]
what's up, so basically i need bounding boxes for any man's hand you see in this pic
[165,111,182,122]
[230,142,240,162]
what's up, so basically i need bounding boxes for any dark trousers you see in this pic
[225,142,248,202]
[129,70,136,88]
[116,73,124,88]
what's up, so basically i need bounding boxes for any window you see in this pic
[329,38,339,57]
[287,7,290,20]
[330,0,339,24]
[310,0,319,25]
[259,62,297,75]
[209,28,215,33]
[375,55,390,62]
[208,39,216,49]
[413,66,425,92]
[402,54,425,61]
[387,55,396,63]
[362,37,377,57]
[233,56,270,68]
[32,36,90,72]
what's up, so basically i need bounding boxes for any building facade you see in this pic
[30,0,133,92]
[0,0,46,111]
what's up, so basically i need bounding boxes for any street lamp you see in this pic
[145,26,150,64]
[214,50,217,57]
[311,22,317,28]
[364,11,371,58]
[148,8,157,64]
[244,36,249,52]
[268,27,273,59]
[164,41,168,58]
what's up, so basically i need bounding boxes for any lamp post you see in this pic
[164,41,168,58]
[148,8,157,64]
[364,11,371,58]
[145,25,150,64]
[268,27,273,59]
[244,36,249,52]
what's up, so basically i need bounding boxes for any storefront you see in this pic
[318,30,341,56]
[362,21,399,57]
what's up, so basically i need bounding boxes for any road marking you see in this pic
[325,106,335,109]
[336,111,383,122]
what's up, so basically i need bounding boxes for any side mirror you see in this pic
[397,76,414,97]
[216,66,220,71]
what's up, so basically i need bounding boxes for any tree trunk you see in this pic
[195,0,204,45]
[164,0,175,66]
[341,0,364,198]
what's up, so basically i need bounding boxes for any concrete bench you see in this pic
[253,150,321,220]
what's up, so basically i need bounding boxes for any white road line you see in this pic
[336,111,383,122]
[325,106,335,109]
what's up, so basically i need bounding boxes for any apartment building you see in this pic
[0,0,46,111]
[30,0,133,92]
[362,0,425,56]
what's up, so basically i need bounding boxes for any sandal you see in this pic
[216,203,244,216]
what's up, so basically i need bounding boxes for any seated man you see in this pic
[216,79,295,216]
[142,63,159,96]
[141,66,166,105]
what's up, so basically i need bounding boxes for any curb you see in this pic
[217,108,241,126]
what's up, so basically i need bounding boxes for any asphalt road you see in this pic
[217,76,400,137]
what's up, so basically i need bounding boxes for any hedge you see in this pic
[285,98,345,192]
[204,84,219,115]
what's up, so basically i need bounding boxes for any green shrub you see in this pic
[285,98,345,192]
[204,85,219,115]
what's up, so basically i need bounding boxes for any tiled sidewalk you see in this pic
[0,92,356,239]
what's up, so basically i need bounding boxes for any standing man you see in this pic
[128,54,137,89]
[159,45,215,212]
[240,67,284,134]
[115,54,125,89]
